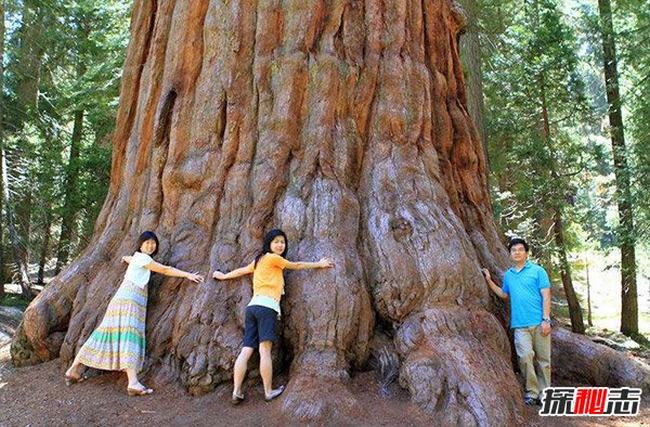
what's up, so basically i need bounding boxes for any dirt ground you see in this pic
[1,295,648,427]
[1,349,648,427]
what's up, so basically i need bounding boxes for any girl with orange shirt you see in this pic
[212,229,334,403]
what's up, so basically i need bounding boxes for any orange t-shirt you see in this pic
[252,253,289,301]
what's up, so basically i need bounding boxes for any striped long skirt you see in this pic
[76,278,147,372]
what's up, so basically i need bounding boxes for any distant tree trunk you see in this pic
[585,255,593,327]
[14,0,45,123]
[6,0,45,277]
[540,76,585,334]
[0,0,6,298]
[55,109,84,274]
[1,150,32,299]
[15,189,33,264]
[597,0,638,337]
[553,208,585,333]
[458,0,488,168]
[37,210,52,285]
[1,0,31,299]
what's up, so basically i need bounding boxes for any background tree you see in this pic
[597,0,638,337]
[624,1,650,244]
[0,0,6,298]
[0,0,129,294]
[482,0,589,333]
[458,0,487,157]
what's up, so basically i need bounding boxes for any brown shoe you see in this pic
[231,392,245,405]
[127,386,154,396]
[64,373,86,386]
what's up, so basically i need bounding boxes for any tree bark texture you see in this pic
[597,0,638,337]
[10,1,648,423]
[553,327,650,394]
[15,188,32,265]
[585,255,593,327]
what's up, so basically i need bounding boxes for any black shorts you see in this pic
[243,305,278,348]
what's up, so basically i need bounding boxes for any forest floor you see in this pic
[1,300,648,426]
[1,347,648,426]
[1,250,650,426]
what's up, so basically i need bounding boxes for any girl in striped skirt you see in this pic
[64,231,204,396]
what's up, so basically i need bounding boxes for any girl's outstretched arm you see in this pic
[284,257,334,270]
[213,261,254,280]
[144,261,204,283]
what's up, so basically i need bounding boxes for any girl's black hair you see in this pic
[135,231,159,257]
[254,229,288,268]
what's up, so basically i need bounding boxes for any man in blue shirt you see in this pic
[482,238,552,406]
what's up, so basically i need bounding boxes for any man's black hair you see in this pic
[508,237,529,252]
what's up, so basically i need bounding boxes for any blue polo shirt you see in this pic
[502,261,550,328]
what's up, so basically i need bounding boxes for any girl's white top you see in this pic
[125,251,153,288]
[248,295,281,316]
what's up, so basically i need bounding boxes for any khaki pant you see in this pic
[514,325,551,399]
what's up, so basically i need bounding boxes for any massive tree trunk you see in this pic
[10,1,649,424]
[597,0,638,337]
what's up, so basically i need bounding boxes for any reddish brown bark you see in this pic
[552,328,650,393]
[10,1,648,424]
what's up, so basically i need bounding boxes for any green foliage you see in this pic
[1,0,130,279]
[482,0,596,262]
[618,1,650,240]
[0,292,29,310]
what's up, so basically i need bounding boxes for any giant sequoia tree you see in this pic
[10,1,649,425]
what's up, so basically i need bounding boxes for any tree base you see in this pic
[395,306,525,426]
[552,327,650,393]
